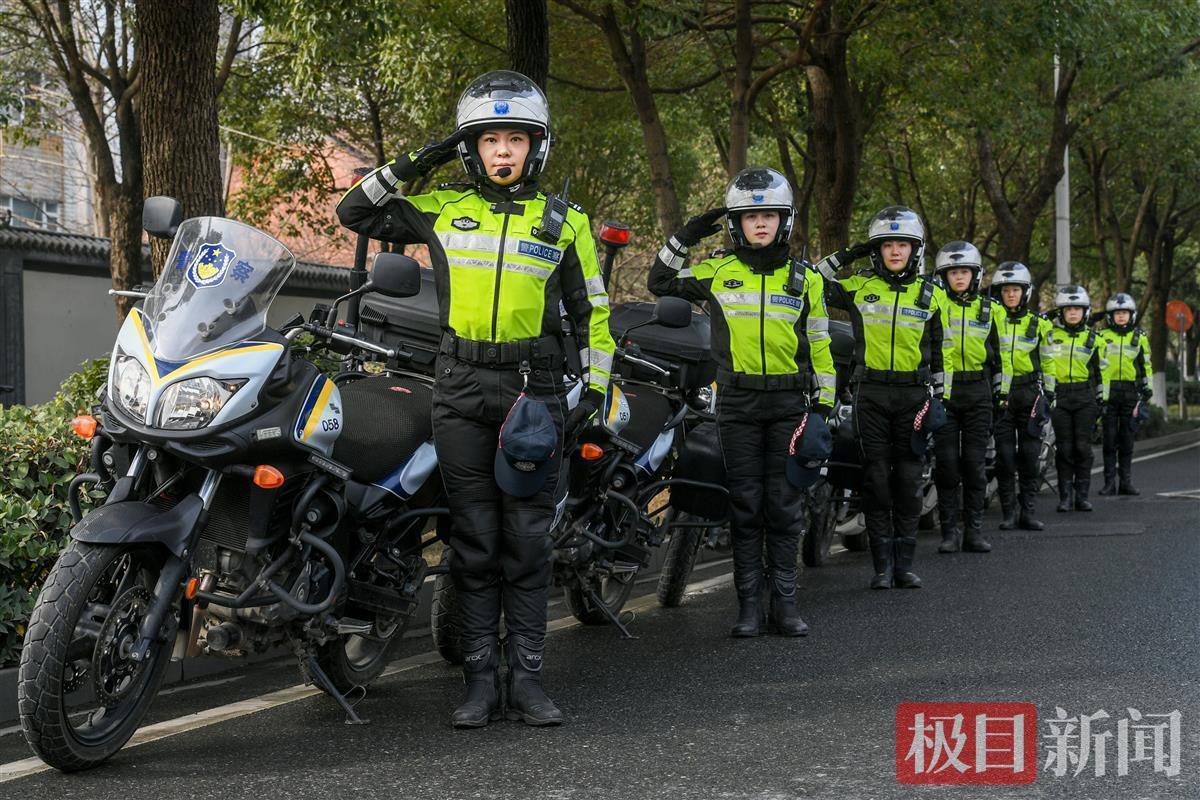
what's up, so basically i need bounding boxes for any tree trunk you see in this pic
[136,0,224,275]
[805,24,870,256]
[726,0,754,176]
[597,7,681,235]
[506,0,550,90]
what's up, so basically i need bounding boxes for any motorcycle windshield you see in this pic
[141,217,296,362]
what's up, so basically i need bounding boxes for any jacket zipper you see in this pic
[889,286,901,371]
[490,211,512,342]
[759,274,767,375]
[1069,336,1076,382]
[960,304,968,371]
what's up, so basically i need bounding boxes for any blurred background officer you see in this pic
[1098,292,1152,495]
[932,241,1004,554]
[817,206,951,590]
[649,167,835,636]
[991,263,1056,532]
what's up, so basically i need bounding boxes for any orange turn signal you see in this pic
[184,577,200,600]
[253,464,285,489]
[70,415,98,439]
[580,443,605,461]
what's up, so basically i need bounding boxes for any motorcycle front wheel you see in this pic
[18,541,175,772]
[563,564,638,625]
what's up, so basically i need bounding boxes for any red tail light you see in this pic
[599,221,631,248]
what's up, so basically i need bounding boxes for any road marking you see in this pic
[1046,440,1200,489]
[1156,488,1200,499]
[0,572,733,784]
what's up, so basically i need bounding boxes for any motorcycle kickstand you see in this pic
[305,655,369,725]
[582,584,638,640]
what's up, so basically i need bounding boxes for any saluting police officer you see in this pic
[336,71,615,728]
[931,242,1006,554]
[1098,293,1153,495]
[817,207,952,590]
[649,167,836,637]
[1046,286,1109,513]
[991,263,1056,532]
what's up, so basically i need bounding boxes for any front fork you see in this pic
[128,461,222,664]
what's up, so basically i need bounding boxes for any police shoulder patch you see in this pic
[452,217,479,231]
[723,279,744,289]
[863,293,881,303]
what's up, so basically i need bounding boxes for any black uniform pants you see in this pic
[1052,383,1098,488]
[431,353,566,645]
[715,385,808,596]
[1102,382,1138,482]
[994,382,1043,500]
[854,382,929,569]
[933,379,993,520]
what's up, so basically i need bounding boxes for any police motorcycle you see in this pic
[410,301,729,662]
[19,198,449,772]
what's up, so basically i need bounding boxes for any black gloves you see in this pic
[815,241,873,278]
[388,129,469,183]
[566,388,606,434]
[1138,382,1153,401]
[675,207,728,247]
[1043,390,1056,408]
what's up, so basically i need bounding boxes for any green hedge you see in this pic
[0,359,109,668]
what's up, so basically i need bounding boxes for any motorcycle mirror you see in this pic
[650,296,693,329]
[143,196,183,240]
[367,252,423,298]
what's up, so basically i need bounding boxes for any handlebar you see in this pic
[288,321,412,362]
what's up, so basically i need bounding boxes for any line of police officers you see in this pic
[336,70,1153,729]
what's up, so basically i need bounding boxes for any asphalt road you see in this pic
[2,442,1198,799]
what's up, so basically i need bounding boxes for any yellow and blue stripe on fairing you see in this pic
[127,307,283,386]
[295,374,335,443]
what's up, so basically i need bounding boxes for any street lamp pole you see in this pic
[1053,53,1071,288]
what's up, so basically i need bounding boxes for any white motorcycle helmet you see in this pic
[866,206,925,278]
[990,261,1034,309]
[454,70,551,187]
[933,240,984,298]
[1054,284,1092,326]
[723,167,795,248]
[1105,292,1137,326]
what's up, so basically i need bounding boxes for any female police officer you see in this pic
[932,241,1005,554]
[1046,286,1109,512]
[1098,293,1152,495]
[991,263,1056,531]
[648,167,835,637]
[817,207,951,589]
[336,71,615,727]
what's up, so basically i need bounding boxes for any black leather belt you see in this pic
[952,370,988,383]
[440,333,562,366]
[854,366,930,385]
[718,369,809,391]
[1057,380,1093,393]
[1011,373,1040,386]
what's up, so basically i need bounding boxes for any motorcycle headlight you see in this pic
[156,377,246,430]
[111,354,151,423]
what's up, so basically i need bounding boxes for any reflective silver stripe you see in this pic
[585,276,606,296]
[816,373,835,389]
[502,261,553,279]
[858,302,897,315]
[667,236,688,254]
[713,291,761,305]
[722,309,795,321]
[809,331,831,341]
[448,256,497,270]
[809,317,829,332]
[438,231,502,252]
[893,319,926,330]
[360,173,393,205]
[657,244,685,271]
[589,349,614,373]
[589,293,610,308]
[679,268,694,278]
